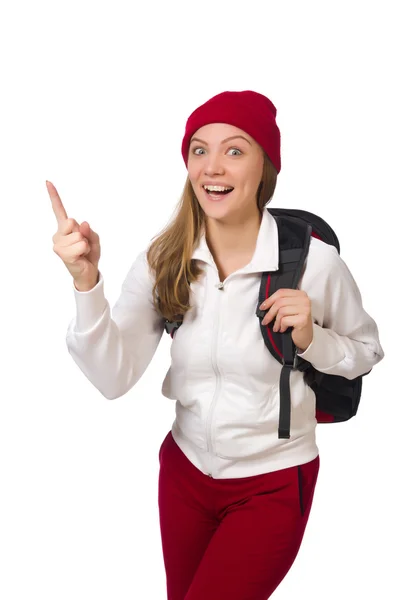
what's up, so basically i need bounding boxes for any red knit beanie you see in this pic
[181,90,281,173]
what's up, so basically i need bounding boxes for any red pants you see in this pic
[158,431,319,600]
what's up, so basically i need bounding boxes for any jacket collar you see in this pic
[191,207,279,274]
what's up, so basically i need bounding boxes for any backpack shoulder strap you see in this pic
[256,212,312,439]
[268,207,340,252]
[256,212,312,363]
[164,318,182,338]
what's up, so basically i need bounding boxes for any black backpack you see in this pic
[164,208,370,439]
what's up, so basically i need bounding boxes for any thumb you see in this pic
[80,221,99,243]
[79,221,91,238]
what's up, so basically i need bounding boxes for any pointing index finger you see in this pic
[46,180,68,224]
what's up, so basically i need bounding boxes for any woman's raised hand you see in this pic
[48,180,101,291]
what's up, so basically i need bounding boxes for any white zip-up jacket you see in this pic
[66,208,384,478]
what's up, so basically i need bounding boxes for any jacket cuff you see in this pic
[73,271,107,332]
[296,323,346,371]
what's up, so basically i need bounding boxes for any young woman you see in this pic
[49,90,384,599]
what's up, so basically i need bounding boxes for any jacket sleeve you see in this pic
[65,249,164,399]
[296,241,384,379]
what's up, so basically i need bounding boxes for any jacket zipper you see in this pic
[205,280,225,477]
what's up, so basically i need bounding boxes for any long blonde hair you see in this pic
[147,152,278,322]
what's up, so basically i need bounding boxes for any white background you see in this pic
[0,0,394,598]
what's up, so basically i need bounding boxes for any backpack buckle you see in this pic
[282,348,298,369]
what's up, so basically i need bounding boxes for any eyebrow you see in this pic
[190,135,252,146]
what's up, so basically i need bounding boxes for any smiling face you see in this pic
[187,123,265,223]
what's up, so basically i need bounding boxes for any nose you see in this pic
[203,152,225,176]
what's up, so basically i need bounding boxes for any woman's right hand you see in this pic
[48,180,101,290]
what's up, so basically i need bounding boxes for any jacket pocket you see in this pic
[213,385,279,459]
[175,402,209,451]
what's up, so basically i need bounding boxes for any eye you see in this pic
[227,148,242,156]
[190,146,242,156]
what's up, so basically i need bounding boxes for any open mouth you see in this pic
[203,186,234,201]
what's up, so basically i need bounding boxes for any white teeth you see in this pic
[203,185,233,192]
